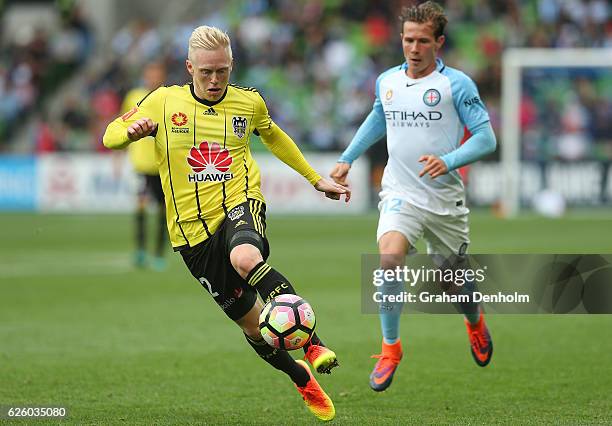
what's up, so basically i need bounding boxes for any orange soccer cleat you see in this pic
[369,340,403,392]
[465,312,493,367]
[304,344,339,374]
[294,360,335,421]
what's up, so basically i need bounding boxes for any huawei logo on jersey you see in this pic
[187,141,234,183]
[172,112,188,126]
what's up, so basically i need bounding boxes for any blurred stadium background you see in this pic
[1,0,611,424]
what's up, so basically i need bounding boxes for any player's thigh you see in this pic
[377,194,424,263]
[225,199,270,260]
[180,233,257,321]
[423,210,470,258]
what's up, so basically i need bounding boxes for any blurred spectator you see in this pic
[1,1,93,149]
[13,0,611,161]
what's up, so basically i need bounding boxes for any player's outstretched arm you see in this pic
[127,118,158,141]
[258,127,350,202]
[331,103,385,186]
[314,178,351,202]
[104,117,158,150]
[103,116,158,150]
[330,162,351,186]
[103,87,164,150]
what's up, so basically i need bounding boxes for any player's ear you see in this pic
[186,59,194,76]
[436,34,445,49]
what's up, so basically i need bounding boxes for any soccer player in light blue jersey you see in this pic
[330,1,497,392]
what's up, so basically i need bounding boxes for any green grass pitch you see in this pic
[1,211,611,425]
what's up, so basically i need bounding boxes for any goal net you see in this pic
[469,48,612,217]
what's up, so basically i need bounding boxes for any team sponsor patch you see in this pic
[232,116,247,138]
[172,112,188,126]
[171,112,189,133]
[187,141,233,183]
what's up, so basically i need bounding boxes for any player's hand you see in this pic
[127,118,158,141]
[418,155,448,179]
[329,162,351,186]
[315,178,351,203]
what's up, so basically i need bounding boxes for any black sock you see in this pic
[136,208,146,250]
[244,333,309,387]
[246,262,326,353]
[246,261,297,303]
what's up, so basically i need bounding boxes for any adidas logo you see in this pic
[187,141,234,183]
[203,107,218,116]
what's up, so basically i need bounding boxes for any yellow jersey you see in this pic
[122,88,159,175]
[103,83,321,250]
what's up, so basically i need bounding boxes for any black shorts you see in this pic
[180,199,270,321]
[138,174,164,204]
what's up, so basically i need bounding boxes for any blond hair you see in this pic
[188,26,232,60]
[400,1,448,38]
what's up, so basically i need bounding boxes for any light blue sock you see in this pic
[379,278,406,344]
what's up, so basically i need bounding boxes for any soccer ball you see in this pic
[259,294,316,350]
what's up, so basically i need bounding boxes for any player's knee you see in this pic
[230,244,263,279]
[379,232,410,269]
[379,253,405,270]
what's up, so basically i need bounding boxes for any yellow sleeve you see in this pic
[103,87,164,150]
[254,95,322,186]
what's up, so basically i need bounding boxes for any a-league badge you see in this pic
[232,116,247,138]
[228,205,245,221]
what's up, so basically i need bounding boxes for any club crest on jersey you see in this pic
[232,116,247,138]
[187,141,233,183]
[385,89,393,101]
[423,89,441,107]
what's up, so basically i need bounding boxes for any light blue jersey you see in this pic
[340,59,496,215]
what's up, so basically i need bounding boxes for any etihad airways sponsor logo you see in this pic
[187,141,233,183]
[385,110,442,128]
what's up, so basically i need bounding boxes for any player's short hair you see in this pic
[399,1,448,39]
[188,25,233,61]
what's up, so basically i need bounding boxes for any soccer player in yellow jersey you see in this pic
[103,26,349,422]
[121,62,167,269]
